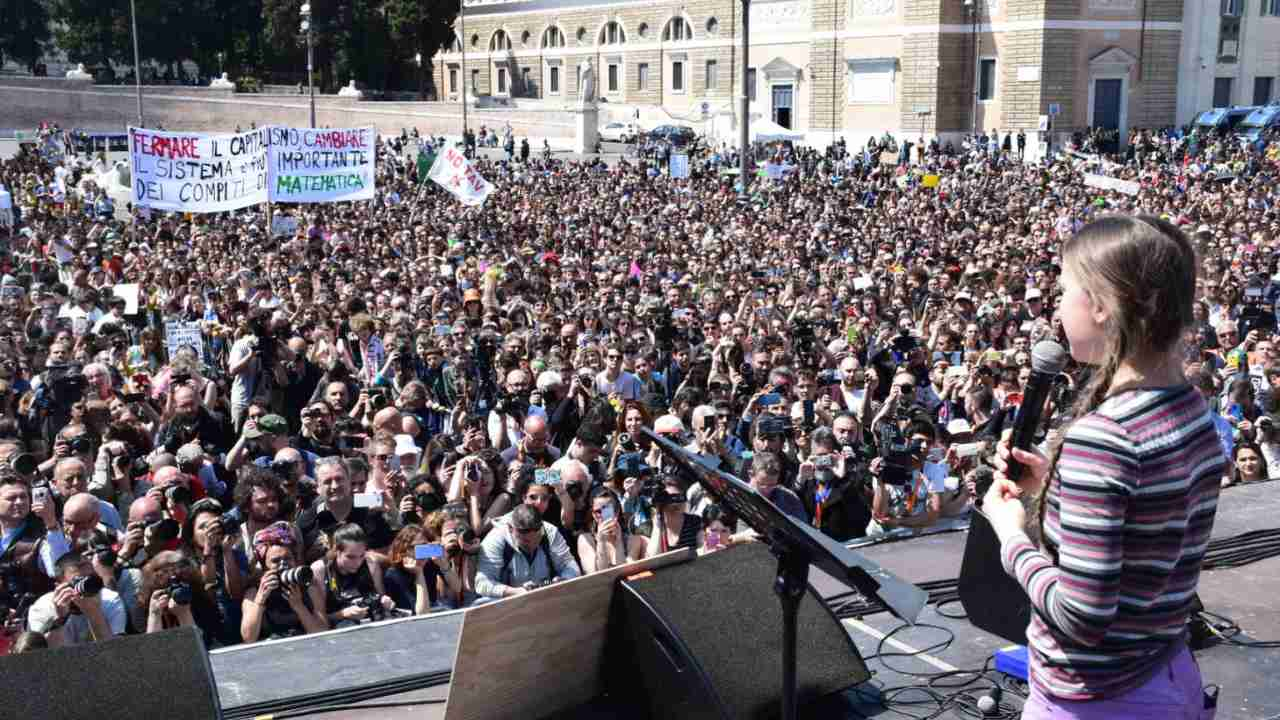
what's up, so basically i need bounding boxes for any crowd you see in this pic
[0,115,1276,657]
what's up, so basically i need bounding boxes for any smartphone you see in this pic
[753,290,765,300]
[534,469,546,485]
[414,543,445,560]
[946,366,969,380]
[433,325,451,336]
[545,469,562,485]
[758,392,782,407]
[955,442,984,458]
[704,532,722,550]
[599,504,615,521]
[353,491,382,508]
[813,455,833,469]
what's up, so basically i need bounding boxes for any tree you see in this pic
[49,0,133,74]
[0,0,53,73]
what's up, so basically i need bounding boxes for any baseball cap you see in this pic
[244,414,288,439]
[1024,287,1043,301]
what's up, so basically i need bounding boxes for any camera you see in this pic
[278,565,314,589]
[877,424,923,486]
[171,371,192,385]
[69,574,104,597]
[368,388,389,410]
[163,484,192,509]
[353,593,387,622]
[617,433,637,452]
[166,579,192,606]
[43,363,87,409]
[66,435,92,454]
[219,509,242,536]
[790,317,818,367]
[5,452,36,476]
[891,329,918,354]
[146,517,181,543]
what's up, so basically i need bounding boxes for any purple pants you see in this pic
[1020,645,1214,720]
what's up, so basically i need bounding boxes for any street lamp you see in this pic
[301,2,316,128]
[415,52,423,101]
[129,0,144,126]
[738,0,751,200]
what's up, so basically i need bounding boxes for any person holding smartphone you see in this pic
[383,525,460,614]
[577,488,643,573]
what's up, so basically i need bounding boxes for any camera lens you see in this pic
[167,579,192,606]
[279,565,313,588]
[70,574,104,597]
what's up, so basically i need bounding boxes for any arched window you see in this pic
[599,21,626,45]
[705,17,720,35]
[663,17,693,41]
[491,30,511,52]
[542,26,565,48]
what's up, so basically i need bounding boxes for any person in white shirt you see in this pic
[26,552,127,646]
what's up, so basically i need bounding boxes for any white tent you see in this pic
[704,112,804,145]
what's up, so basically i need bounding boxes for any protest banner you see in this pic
[164,321,204,359]
[1083,173,1140,196]
[670,154,690,179]
[427,146,494,206]
[266,126,376,203]
[271,215,300,238]
[130,127,269,213]
[112,284,140,315]
[417,149,435,184]
[0,186,11,227]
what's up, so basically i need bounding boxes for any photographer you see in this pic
[1,473,68,623]
[295,402,340,458]
[578,487,644,573]
[866,418,946,537]
[157,382,228,458]
[310,523,395,627]
[181,499,246,645]
[474,504,580,600]
[240,521,328,643]
[26,551,125,647]
[488,369,536,452]
[137,550,222,646]
[445,450,510,538]
[91,419,155,517]
[228,310,276,431]
[796,427,871,541]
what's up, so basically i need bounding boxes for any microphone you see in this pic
[977,684,1002,716]
[1005,340,1069,484]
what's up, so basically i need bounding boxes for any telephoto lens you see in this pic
[278,565,314,589]
[70,574,104,597]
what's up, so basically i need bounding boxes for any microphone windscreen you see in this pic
[1030,340,1069,375]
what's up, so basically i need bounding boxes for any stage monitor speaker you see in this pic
[606,542,869,720]
[0,625,221,720]
[959,511,1031,646]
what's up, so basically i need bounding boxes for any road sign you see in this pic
[1048,103,1061,116]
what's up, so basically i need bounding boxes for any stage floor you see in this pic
[229,481,1280,720]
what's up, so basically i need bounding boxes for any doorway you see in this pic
[772,84,793,129]
[1092,78,1122,130]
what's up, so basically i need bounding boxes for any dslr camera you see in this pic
[877,424,923,486]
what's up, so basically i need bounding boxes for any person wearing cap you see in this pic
[474,504,580,600]
[226,413,290,472]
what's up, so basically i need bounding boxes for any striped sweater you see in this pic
[1000,384,1224,701]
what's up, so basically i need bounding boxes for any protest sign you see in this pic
[267,126,376,203]
[130,127,269,213]
[922,174,940,188]
[427,146,494,206]
[164,321,204,359]
[271,215,300,238]
[0,187,11,227]
[1083,173,1140,196]
[112,284,140,315]
[670,154,690,179]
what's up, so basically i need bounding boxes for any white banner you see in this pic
[164,321,204,359]
[130,127,269,213]
[427,146,494,207]
[670,153,689,179]
[1083,173,1141,196]
[266,126,376,203]
[271,215,300,238]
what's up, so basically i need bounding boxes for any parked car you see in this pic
[647,125,698,147]
[599,122,642,143]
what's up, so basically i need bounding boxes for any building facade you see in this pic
[1176,0,1280,125]
[433,0,1187,146]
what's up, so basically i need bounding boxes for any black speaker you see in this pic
[959,511,1031,646]
[605,542,869,720]
[0,625,221,720]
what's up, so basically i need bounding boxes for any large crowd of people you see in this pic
[0,116,1275,659]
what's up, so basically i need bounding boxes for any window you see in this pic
[1214,77,1233,107]
[637,22,649,38]
[705,59,718,90]
[577,27,588,43]
[449,68,458,93]
[747,68,757,101]
[608,63,620,92]
[1221,0,1243,15]
[1219,16,1241,61]
[706,17,720,35]
[672,60,685,92]
[521,30,531,46]
[600,21,626,45]
[497,68,507,93]
[1265,0,1280,15]
[522,67,532,94]
[471,69,479,91]
[1256,76,1276,104]
[638,63,650,90]
[977,58,997,101]
[663,17,693,41]
[848,59,896,104]
[542,26,564,48]
[491,30,511,52]
[549,66,560,94]
[470,34,479,48]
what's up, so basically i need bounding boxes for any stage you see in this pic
[211,481,1280,720]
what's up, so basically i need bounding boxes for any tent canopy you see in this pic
[706,112,804,144]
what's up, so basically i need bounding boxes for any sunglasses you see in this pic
[514,525,542,535]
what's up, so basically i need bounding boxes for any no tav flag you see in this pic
[427,146,493,206]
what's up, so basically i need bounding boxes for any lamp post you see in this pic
[217,51,224,76]
[966,0,978,137]
[415,52,423,100]
[129,0,144,126]
[301,3,316,128]
[738,0,751,200]
[459,0,470,144]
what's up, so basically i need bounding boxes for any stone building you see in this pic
[432,0,1187,147]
